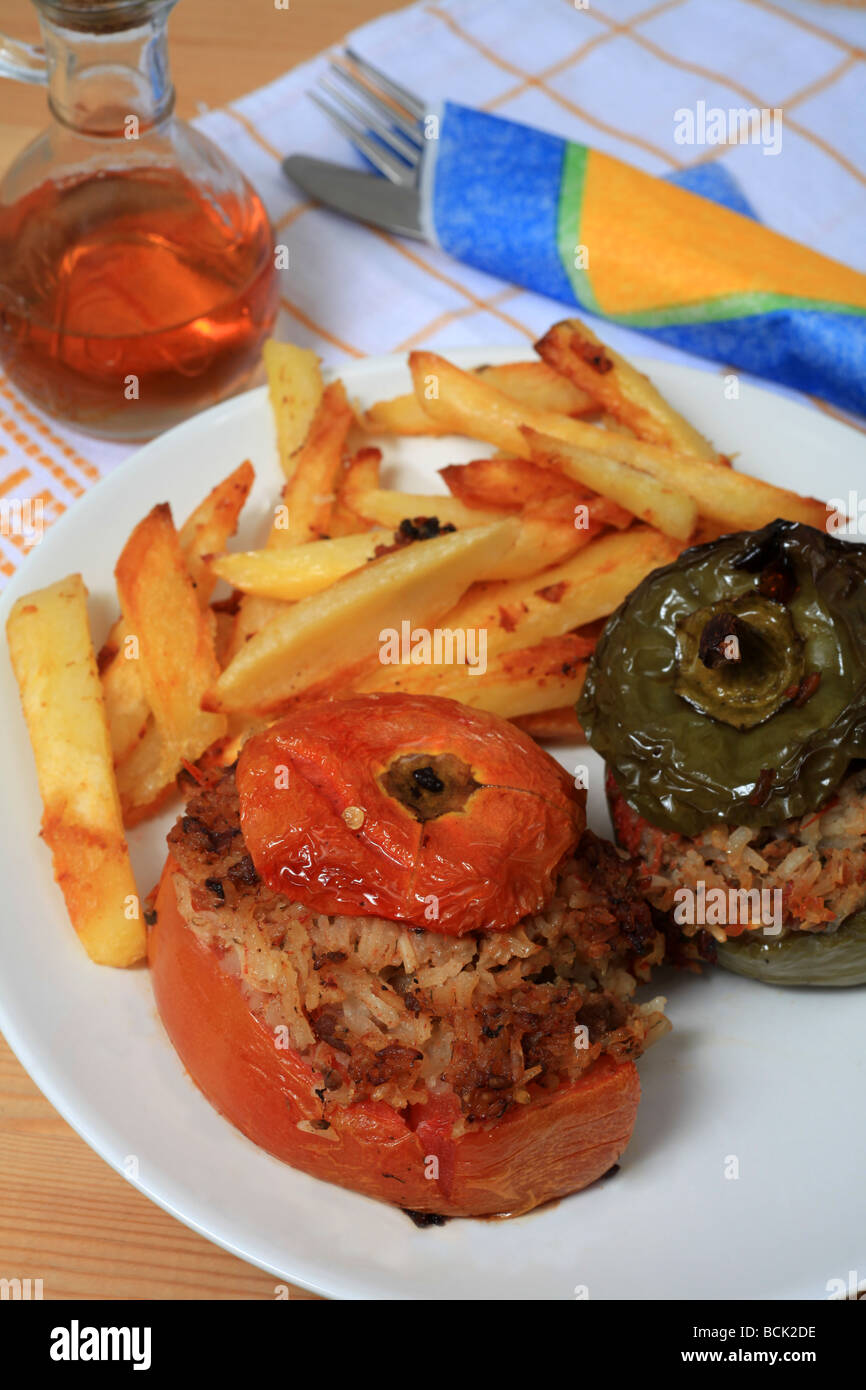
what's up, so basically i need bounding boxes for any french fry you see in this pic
[225,395,346,652]
[115,504,226,783]
[442,456,584,511]
[441,456,632,530]
[332,473,592,579]
[362,362,593,436]
[329,447,382,537]
[211,602,238,667]
[691,516,736,546]
[102,461,254,764]
[358,634,591,719]
[114,718,176,827]
[341,484,506,531]
[456,663,587,720]
[390,661,589,721]
[226,392,345,655]
[513,706,585,741]
[342,446,381,493]
[536,319,717,458]
[523,426,698,540]
[220,711,278,768]
[474,361,594,416]
[442,526,681,662]
[211,530,393,601]
[410,351,827,532]
[207,519,521,714]
[410,351,535,455]
[355,528,676,699]
[6,575,144,966]
[269,379,353,547]
[542,422,828,532]
[101,632,150,766]
[177,459,255,601]
[222,593,289,663]
[263,339,324,480]
[486,510,593,579]
[361,391,454,437]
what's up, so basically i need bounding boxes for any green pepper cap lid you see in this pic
[579,520,866,834]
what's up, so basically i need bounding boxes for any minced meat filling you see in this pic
[166,767,669,1124]
[612,766,866,942]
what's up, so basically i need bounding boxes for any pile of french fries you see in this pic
[6,318,827,967]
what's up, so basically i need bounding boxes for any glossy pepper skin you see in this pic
[715,912,866,986]
[236,692,584,935]
[580,520,866,835]
[149,860,640,1216]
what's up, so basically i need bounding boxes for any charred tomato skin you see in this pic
[237,692,585,936]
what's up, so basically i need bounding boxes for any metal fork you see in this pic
[309,48,426,187]
[282,50,432,238]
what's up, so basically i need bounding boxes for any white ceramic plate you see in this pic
[1,349,863,1302]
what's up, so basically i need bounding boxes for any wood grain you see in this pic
[0,0,406,1302]
[0,1037,321,1299]
[0,0,409,127]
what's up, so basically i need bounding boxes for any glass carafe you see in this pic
[0,0,279,440]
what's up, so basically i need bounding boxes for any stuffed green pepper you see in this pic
[580,519,866,986]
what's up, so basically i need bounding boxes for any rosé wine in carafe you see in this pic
[0,0,279,440]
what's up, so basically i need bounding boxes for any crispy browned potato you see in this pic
[320,473,591,580]
[177,459,255,601]
[6,575,145,966]
[440,456,632,531]
[207,519,520,714]
[690,516,737,545]
[512,706,585,741]
[409,351,535,455]
[328,448,382,537]
[362,361,594,437]
[488,503,596,579]
[114,718,176,827]
[409,661,588,721]
[441,456,584,511]
[340,483,506,531]
[101,461,254,764]
[536,319,717,458]
[212,530,392,601]
[361,391,454,437]
[355,527,677,703]
[223,380,356,656]
[475,361,594,416]
[115,504,226,803]
[410,351,827,532]
[263,339,324,480]
[523,426,698,541]
[443,525,681,662]
[211,602,239,668]
[222,593,289,664]
[358,632,591,718]
[225,386,353,656]
[540,424,828,532]
[342,446,381,493]
[100,630,150,766]
[269,379,353,547]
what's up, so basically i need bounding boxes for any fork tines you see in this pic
[312,49,426,186]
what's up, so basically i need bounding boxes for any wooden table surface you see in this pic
[0,0,406,1303]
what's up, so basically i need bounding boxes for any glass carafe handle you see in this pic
[0,34,48,85]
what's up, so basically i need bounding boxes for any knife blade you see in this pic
[282,155,425,239]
